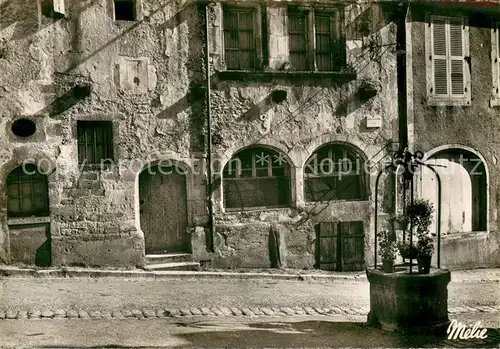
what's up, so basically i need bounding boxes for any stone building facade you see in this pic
[407,1,500,269]
[0,0,497,270]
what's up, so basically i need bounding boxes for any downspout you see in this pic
[204,4,214,252]
[397,1,410,152]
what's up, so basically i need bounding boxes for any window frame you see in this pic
[112,0,142,21]
[286,5,346,72]
[222,147,291,211]
[303,144,367,203]
[6,165,50,218]
[491,21,500,107]
[76,120,114,169]
[222,4,263,70]
[425,14,471,106]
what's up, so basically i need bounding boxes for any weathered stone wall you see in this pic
[0,0,208,266]
[0,0,399,269]
[409,6,500,268]
[206,3,399,269]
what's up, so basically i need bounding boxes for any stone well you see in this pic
[366,268,451,334]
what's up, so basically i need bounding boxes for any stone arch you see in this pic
[219,143,295,211]
[0,147,56,264]
[217,140,297,172]
[132,155,195,232]
[302,141,370,203]
[420,144,489,234]
[135,157,194,253]
[301,135,375,169]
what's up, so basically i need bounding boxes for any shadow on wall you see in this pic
[0,1,39,41]
[35,230,51,267]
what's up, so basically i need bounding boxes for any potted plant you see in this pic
[396,199,434,263]
[378,229,398,273]
[416,232,434,274]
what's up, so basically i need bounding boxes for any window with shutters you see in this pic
[426,15,471,106]
[223,147,291,210]
[491,22,500,106]
[77,121,114,167]
[287,7,346,71]
[223,6,258,70]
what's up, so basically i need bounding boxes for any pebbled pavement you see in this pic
[1,304,499,320]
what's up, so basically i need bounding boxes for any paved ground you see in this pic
[1,269,499,347]
[1,317,499,348]
[1,272,499,313]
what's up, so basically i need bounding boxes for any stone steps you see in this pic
[143,262,200,271]
[144,253,200,271]
[146,253,193,264]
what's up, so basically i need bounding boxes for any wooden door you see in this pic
[139,166,188,253]
[315,221,364,271]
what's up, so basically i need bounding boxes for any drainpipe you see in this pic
[204,4,214,252]
[397,1,409,152]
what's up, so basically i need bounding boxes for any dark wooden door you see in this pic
[315,221,364,271]
[139,166,188,253]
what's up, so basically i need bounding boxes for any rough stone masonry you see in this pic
[7,0,481,271]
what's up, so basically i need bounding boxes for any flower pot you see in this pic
[398,245,418,259]
[393,220,407,231]
[417,255,432,274]
[382,260,395,273]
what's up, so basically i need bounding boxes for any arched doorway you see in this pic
[420,148,487,234]
[139,164,189,253]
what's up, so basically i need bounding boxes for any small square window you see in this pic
[114,0,136,21]
[77,121,114,166]
[41,0,65,19]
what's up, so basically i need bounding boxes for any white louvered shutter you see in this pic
[449,19,464,96]
[433,19,448,96]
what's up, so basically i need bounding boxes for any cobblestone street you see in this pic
[1,269,499,322]
[1,270,500,347]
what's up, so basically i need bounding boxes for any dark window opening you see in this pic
[288,8,309,70]
[114,0,136,21]
[304,144,366,202]
[12,119,36,138]
[223,6,256,70]
[77,121,114,166]
[223,147,291,209]
[6,165,49,218]
[315,11,345,71]
[41,0,64,19]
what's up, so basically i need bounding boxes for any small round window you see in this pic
[12,119,36,137]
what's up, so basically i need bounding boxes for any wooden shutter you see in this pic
[449,19,464,96]
[339,221,364,272]
[315,222,339,271]
[432,19,448,96]
[431,16,465,97]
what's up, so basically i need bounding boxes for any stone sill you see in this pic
[490,98,500,107]
[426,97,472,107]
[216,70,357,84]
[7,216,51,226]
[224,206,291,213]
